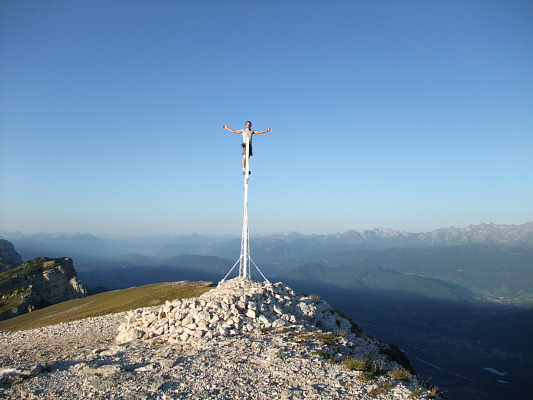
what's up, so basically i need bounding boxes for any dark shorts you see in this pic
[242,143,253,156]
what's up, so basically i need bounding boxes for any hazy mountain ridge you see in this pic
[2,221,532,262]
[276,244,533,306]
[277,262,476,303]
[4,222,531,306]
[415,222,533,246]
[0,232,113,260]
[244,222,533,264]
[0,239,23,272]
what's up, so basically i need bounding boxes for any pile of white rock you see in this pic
[117,277,354,345]
[1,278,440,399]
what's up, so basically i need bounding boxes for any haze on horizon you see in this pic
[1,1,532,237]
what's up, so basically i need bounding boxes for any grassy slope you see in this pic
[0,280,214,332]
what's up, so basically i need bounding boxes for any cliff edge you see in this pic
[0,257,87,321]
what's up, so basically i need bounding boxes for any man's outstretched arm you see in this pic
[253,127,273,134]
[223,125,243,134]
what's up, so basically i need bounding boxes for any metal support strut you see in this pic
[219,135,270,286]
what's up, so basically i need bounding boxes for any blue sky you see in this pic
[1,0,532,236]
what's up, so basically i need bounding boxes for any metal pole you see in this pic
[219,130,269,285]
[240,135,251,278]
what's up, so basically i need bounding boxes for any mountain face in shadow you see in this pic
[0,239,23,272]
[277,262,476,302]
[275,244,533,305]
[76,255,234,291]
[280,279,533,400]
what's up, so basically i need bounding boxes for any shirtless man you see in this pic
[223,121,273,174]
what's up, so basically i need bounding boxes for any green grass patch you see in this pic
[387,368,411,382]
[0,280,214,332]
[311,351,332,359]
[295,333,313,341]
[340,357,368,371]
[0,258,61,281]
[368,387,385,397]
[357,371,374,382]
[0,286,33,313]
[315,332,335,345]
[343,358,386,382]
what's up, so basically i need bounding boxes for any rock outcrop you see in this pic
[0,257,87,321]
[0,240,23,273]
[0,278,439,399]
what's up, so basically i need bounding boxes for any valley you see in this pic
[2,222,532,399]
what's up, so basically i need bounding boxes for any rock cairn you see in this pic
[117,277,354,345]
[1,278,440,399]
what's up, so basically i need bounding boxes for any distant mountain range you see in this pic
[2,222,532,262]
[2,222,532,305]
[226,222,533,265]
[0,232,113,260]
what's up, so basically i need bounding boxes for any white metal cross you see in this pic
[219,135,269,285]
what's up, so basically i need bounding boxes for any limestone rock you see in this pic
[0,257,87,321]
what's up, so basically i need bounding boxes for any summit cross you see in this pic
[220,121,273,283]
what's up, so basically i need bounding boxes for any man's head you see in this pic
[245,121,252,128]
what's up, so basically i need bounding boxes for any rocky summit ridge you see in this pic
[0,256,87,321]
[1,278,439,399]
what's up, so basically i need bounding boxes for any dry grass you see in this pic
[315,332,335,345]
[368,387,385,397]
[340,357,368,371]
[387,368,412,382]
[311,351,332,359]
[427,385,441,398]
[0,280,214,332]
